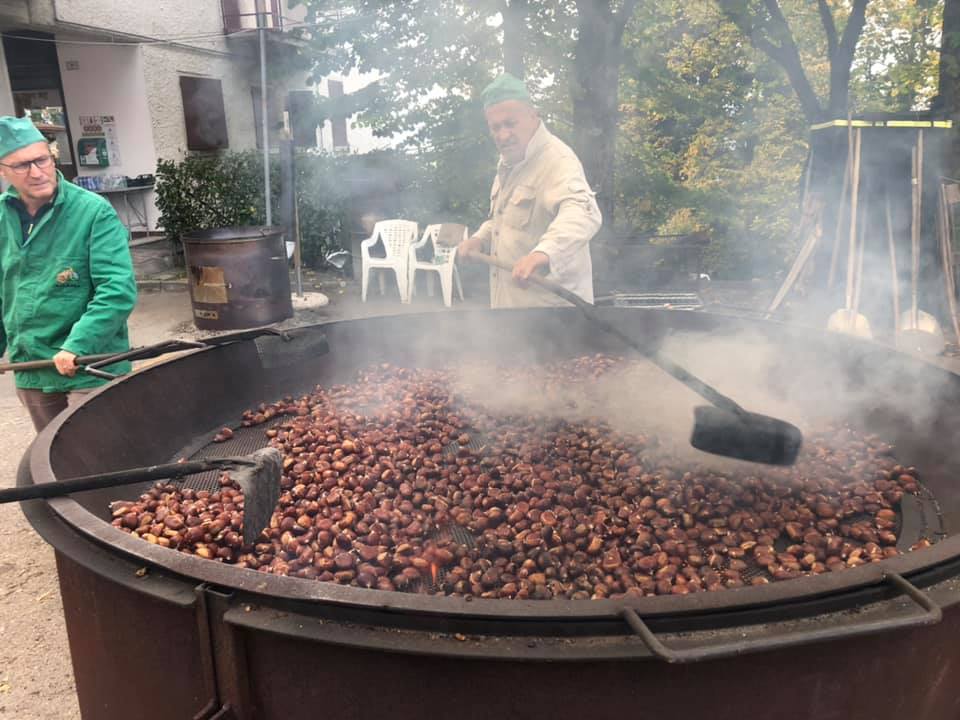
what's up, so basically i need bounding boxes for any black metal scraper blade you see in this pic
[690,405,803,466]
[231,447,283,545]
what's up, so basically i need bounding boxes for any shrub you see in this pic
[155,151,352,267]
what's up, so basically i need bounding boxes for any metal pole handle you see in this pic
[911,135,922,324]
[466,252,746,416]
[845,127,862,311]
[886,193,900,332]
[0,457,255,504]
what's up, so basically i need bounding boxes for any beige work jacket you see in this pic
[473,123,601,308]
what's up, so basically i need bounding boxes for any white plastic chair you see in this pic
[360,220,419,303]
[408,223,466,307]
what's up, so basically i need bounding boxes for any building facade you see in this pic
[0,0,315,233]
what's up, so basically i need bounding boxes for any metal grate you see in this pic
[168,418,283,493]
[442,431,488,458]
[612,292,703,309]
[737,484,942,585]
[423,522,477,593]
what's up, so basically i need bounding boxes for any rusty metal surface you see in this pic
[182,226,293,330]
[43,533,960,719]
[238,600,960,720]
[55,551,209,720]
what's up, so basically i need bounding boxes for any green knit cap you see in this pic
[0,116,45,161]
[480,73,532,109]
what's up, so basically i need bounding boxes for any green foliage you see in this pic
[617,0,810,279]
[155,153,263,244]
[853,0,943,111]
[155,152,353,268]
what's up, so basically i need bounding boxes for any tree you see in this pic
[290,0,940,281]
[709,0,874,288]
[571,1,640,226]
[503,0,529,78]
[295,1,643,228]
[856,0,941,112]
[938,0,960,175]
[715,0,869,124]
[617,0,810,278]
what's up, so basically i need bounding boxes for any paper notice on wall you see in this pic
[102,116,121,165]
[78,115,120,165]
[79,115,103,136]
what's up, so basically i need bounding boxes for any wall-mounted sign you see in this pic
[77,137,108,167]
[79,114,121,166]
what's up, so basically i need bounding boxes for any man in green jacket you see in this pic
[0,116,137,431]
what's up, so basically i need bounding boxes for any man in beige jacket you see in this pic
[459,73,602,307]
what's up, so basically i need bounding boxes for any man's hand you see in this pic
[457,234,487,261]
[512,251,550,287]
[53,350,78,377]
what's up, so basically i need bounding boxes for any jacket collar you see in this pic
[498,122,551,176]
[2,170,66,210]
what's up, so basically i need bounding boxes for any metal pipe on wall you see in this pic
[257,0,272,226]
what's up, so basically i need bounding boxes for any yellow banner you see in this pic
[811,119,953,131]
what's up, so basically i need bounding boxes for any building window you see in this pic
[327,79,349,151]
[180,76,229,151]
[287,90,318,149]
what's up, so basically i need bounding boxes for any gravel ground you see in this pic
[0,402,77,719]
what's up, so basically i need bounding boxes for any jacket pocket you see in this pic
[503,185,536,230]
[47,255,89,295]
[27,255,91,348]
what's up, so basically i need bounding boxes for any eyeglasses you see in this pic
[0,155,54,175]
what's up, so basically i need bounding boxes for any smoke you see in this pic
[449,357,695,445]
[407,311,959,479]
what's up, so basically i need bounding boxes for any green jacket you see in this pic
[0,173,137,392]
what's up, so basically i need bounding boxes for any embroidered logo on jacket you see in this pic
[56,267,79,285]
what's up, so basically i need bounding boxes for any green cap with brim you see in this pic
[0,116,46,162]
[480,73,532,109]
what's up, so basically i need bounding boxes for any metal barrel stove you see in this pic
[182,226,293,331]
[18,308,960,720]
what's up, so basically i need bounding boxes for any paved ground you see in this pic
[0,268,957,717]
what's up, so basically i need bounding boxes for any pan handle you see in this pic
[0,327,294,375]
[621,572,941,664]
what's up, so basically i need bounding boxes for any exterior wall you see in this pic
[0,0,56,26]
[0,0,34,25]
[142,42,260,162]
[0,38,16,118]
[52,0,225,38]
[0,1,316,233]
[56,40,159,227]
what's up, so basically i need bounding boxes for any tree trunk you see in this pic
[939,0,960,176]
[572,1,635,230]
[502,0,527,78]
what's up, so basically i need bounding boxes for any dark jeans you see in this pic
[15,387,90,432]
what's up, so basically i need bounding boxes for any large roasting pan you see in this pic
[22,309,960,632]
[20,308,960,720]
